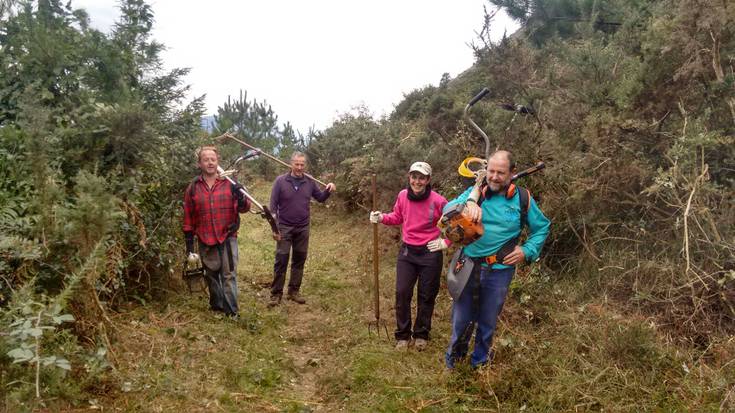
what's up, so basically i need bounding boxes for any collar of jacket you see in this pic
[285,174,306,183]
[197,175,226,184]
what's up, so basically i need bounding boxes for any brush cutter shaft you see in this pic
[219,133,328,187]
[464,89,492,160]
[215,166,280,236]
[511,162,545,181]
[217,168,264,210]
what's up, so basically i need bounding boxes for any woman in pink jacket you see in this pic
[370,162,449,351]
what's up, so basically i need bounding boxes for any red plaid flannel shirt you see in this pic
[183,176,250,246]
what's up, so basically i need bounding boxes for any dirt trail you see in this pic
[260,207,386,412]
[280,303,328,410]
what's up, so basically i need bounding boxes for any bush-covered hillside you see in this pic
[1,0,733,410]
[307,0,734,343]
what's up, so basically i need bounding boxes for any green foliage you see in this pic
[213,90,304,178]
[5,300,75,371]
[56,170,124,256]
[0,0,733,408]
[0,0,204,404]
[490,0,650,45]
[1,240,112,408]
[305,0,735,342]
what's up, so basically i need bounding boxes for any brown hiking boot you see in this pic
[267,295,281,308]
[287,292,306,304]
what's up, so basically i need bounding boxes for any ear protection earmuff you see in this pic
[505,183,517,198]
[481,181,517,199]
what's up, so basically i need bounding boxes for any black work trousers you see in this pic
[394,243,443,341]
[271,224,310,297]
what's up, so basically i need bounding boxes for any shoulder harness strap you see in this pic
[518,186,530,229]
[188,176,201,199]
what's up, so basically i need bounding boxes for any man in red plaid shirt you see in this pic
[183,146,250,317]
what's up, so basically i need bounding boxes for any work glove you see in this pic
[187,252,201,268]
[427,238,449,252]
[233,183,245,200]
[369,211,383,224]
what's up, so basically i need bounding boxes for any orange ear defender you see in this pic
[505,183,516,199]
[481,181,517,199]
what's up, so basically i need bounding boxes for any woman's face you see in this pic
[409,172,430,194]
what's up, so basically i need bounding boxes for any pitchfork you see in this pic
[367,174,389,339]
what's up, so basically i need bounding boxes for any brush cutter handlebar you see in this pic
[468,87,491,107]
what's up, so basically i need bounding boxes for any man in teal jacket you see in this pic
[444,150,550,369]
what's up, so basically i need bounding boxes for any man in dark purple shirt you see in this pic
[268,152,335,307]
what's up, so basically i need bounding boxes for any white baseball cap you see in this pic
[408,161,432,176]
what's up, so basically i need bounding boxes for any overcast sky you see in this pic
[73,0,518,133]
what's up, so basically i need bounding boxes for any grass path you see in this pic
[96,180,454,412]
[93,180,733,412]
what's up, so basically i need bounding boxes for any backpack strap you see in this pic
[518,186,530,229]
[187,176,201,199]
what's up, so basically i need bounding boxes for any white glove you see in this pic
[427,238,449,252]
[187,252,201,267]
[369,211,383,224]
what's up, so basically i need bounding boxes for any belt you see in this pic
[469,254,499,266]
[485,255,499,265]
[484,237,520,266]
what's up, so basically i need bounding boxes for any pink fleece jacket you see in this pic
[381,189,449,247]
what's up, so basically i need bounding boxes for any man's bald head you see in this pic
[489,150,516,171]
[485,150,515,193]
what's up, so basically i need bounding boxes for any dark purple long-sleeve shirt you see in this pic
[270,173,331,227]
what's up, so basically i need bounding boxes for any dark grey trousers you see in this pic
[199,237,239,316]
[271,224,310,297]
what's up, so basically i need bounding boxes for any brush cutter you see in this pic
[438,88,544,245]
[443,90,545,361]
[216,132,329,187]
[215,165,280,238]
[437,88,492,245]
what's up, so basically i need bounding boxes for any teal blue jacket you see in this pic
[443,186,551,269]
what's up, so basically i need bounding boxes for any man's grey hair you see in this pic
[290,151,307,161]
